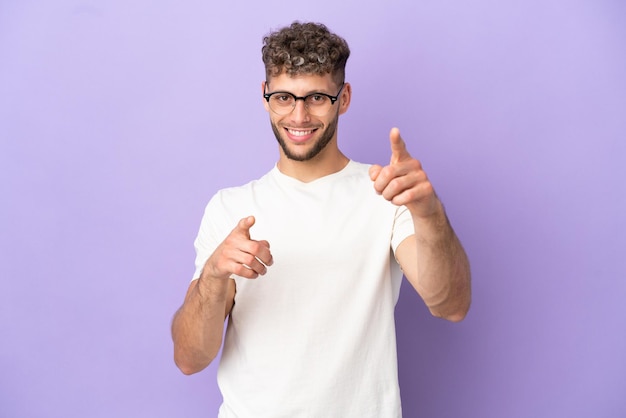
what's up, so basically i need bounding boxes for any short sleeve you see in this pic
[390,205,414,253]
[191,193,230,281]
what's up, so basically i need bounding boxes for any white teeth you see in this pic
[287,129,313,137]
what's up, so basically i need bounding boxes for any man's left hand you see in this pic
[369,127,440,219]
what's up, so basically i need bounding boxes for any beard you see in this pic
[271,111,339,162]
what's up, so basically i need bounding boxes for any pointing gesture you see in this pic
[204,216,273,280]
[369,128,439,218]
[389,127,411,164]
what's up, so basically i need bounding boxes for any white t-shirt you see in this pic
[192,161,415,418]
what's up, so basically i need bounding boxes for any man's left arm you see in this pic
[370,128,471,322]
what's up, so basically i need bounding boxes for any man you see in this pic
[171,21,471,417]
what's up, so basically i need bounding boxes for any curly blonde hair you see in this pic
[262,21,350,85]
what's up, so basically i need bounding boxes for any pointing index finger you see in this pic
[389,127,411,164]
[236,216,255,239]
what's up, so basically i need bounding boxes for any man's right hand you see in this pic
[203,216,273,280]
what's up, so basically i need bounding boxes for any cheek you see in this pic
[270,114,284,127]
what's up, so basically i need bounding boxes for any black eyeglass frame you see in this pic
[263,83,345,115]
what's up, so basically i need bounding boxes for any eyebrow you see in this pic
[266,85,334,95]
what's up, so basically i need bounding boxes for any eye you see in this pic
[273,94,293,103]
[308,94,329,104]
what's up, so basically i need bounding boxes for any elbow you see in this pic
[175,360,203,376]
[434,275,472,323]
[173,349,215,376]
[174,358,211,376]
[429,295,471,323]
[178,365,202,376]
[440,309,468,323]
[429,307,468,323]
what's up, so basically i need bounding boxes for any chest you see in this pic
[248,184,393,266]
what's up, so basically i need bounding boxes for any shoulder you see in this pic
[345,160,372,175]
[209,168,275,204]
[330,160,372,184]
[332,160,379,191]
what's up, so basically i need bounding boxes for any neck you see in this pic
[277,147,350,183]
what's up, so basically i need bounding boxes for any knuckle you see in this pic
[250,241,262,254]
[389,177,401,190]
[224,235,237,247]
[382,189,394,201]
[381,165,393,178]
[404,190,416,202]
[233,265,249,276]
[421,181,434,195]
[242,254,256,265]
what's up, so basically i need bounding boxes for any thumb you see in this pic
[389,127,410,164]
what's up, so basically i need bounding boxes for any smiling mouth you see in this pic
[286,128,316,137]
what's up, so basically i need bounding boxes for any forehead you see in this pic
[267,73,338,93]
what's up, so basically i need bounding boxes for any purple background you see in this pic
[1,1,625,417]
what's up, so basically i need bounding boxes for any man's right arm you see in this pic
[171,216,272,375]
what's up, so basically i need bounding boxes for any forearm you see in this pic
[406,201,471,321]
[171,276,231,375]
[369,128,471,320]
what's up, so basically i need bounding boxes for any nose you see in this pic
[290,99,310,123]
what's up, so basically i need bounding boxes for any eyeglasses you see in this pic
[263,83,345,117]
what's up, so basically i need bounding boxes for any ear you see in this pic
[261,81,270,112]
[338,82,351,115]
